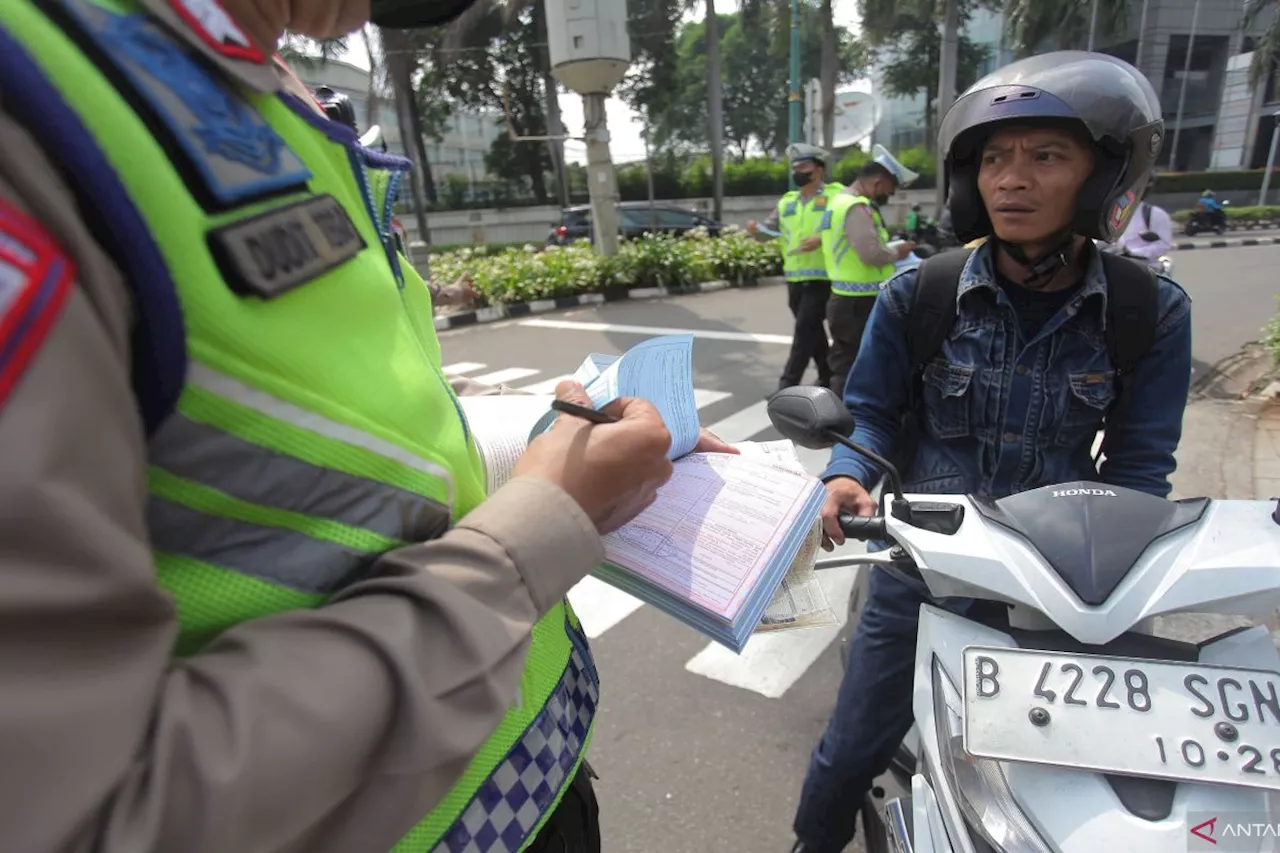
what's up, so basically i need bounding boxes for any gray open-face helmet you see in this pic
[938,51,1164,247]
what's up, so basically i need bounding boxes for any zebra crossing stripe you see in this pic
[472,367,541,385]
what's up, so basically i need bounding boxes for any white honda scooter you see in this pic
[770,387,1280,853]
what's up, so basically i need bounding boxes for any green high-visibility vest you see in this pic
[1,1,596,850]
[776,182,843,282]
[819,193,896,296]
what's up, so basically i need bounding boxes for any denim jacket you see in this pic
[822,241,1193,500]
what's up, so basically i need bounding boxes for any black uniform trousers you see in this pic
[526,763,602,853]
[825,293,876,398]
[780,279,833,389]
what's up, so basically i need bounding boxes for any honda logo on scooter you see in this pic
[1052,488,1117,497]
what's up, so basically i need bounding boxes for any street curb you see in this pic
[1174,235,1280,250]
[433,276,783,331]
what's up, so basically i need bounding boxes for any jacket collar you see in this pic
[957,239,1110,324]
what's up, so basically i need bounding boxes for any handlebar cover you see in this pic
[837,512,887,541]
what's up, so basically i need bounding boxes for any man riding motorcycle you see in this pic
[1188,188,1227,234]
[789,51,1192,853]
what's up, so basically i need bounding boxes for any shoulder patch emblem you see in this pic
[0,200,75,407]
[166,0,265,64]
[57,0,310,210]
[207,194,366,299]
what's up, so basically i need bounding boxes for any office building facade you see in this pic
[291,58,503,184]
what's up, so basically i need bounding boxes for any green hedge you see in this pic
[1265,295,1280,367]
[615,147,941,200]
[428,228,783,307]
[1170,204,1280,223]
[1156,169,1280,194]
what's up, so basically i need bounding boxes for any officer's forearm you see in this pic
[844,206,897,266]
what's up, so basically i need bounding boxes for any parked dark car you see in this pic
[547,202,725,246]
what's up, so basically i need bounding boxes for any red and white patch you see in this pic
[166,0,266,64]
[0,200,75,408]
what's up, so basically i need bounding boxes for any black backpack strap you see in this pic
[888,248,970,477]
[1097,251,1160,435]
[906,248,971,376]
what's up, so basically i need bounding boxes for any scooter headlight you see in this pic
[931,656,1052,853]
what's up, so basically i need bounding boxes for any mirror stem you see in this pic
[823,429,907,504]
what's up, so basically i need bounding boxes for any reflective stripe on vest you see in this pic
[820,193,896,297]
[434,616,599,853]
[2,1,595,848]
[778,182,841,282]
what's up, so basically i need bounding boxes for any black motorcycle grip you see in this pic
[837,512,887,541]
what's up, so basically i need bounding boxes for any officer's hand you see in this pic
[436,275,478,306]
[745,220,759,235]
[692,428,738,455]
[797,236,822,253]
[819,476,877,551]
[895,242,915,259]
[514,381,674,534]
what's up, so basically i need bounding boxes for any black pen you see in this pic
[550,399,619,425]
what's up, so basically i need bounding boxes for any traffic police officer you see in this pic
[747,143,843,391]
[818,144,919,395]
[0,0,734,850]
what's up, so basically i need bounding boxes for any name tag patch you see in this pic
[57,0,310,210]
[208,195,366,299]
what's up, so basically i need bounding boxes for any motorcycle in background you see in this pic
[775,386,1280,853]
[1184,199,1229,236]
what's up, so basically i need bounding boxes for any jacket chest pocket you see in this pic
[1053,370,1116,447]
[921,359,976,440]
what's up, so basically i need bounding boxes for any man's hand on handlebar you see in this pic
[820,476,878,550]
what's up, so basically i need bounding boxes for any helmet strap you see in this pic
[996,230,1079,290]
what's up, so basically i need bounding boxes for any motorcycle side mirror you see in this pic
[766,386,853,449]
[766,387,915,517]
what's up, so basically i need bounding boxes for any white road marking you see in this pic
[472,367,541,385]
[684,563,862,698]
[1092,430,1105,460]
[692,388,733,409]
[519,318,793,345]
[703,400,774,442]
[567,576,645,638]
[517,375,573,395]
[442,361,486,376]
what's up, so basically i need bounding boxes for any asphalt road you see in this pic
[435,245,1280,853]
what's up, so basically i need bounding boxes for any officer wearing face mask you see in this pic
[747,143,844,391]
[817,144,919,396]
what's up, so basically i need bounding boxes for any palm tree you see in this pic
[820,0,837,157]
[1002,0,1130,56]
[706,0,725,219]
[1243,0,1280,87]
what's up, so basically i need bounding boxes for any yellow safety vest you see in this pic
[819,193,897,296]
[776,182,843,282]
[0,1,595,850]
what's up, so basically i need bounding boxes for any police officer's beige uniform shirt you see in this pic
[0,4,603,852]
[842,186,897,267]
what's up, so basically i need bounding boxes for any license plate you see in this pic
[962,646,1280,791]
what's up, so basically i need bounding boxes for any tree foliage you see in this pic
[634,2,867,157]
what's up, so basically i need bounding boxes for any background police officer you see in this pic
[818,145,918,395]
[747,144,843,392]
